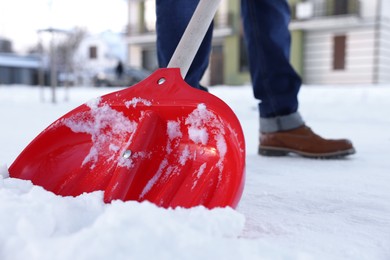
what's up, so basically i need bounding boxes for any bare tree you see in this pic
[56,27,87,88]
[28,27,87,102]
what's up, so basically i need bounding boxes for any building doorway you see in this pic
[210,45,224,86]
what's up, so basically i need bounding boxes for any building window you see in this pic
[334,0,349,15]
[142,48,158,71]
[89,46,97,59]
[239,34,249,72]
[333,35,346,70]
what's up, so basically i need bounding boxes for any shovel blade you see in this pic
[9,68,245,209]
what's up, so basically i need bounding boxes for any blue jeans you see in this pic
[156,0,304,132]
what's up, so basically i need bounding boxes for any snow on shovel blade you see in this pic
[9,68,246,209]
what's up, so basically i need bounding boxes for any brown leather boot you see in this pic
[259,125,355,158]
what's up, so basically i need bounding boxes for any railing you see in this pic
[291,0,361,20]
[126,24,153,36]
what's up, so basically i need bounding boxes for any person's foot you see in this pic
[258,125,355,158]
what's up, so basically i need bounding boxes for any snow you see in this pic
[125,97,152,108]
[192,163,208,190]
[179,145,191,166]
[63,98,138,169]
[185,104,211,145]
[167,120,183,140]
[1,84,390,259]
[185,103,228,168]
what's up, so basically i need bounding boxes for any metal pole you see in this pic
[50,30,57,104]
[38,31,45,102]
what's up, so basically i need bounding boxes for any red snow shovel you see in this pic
[9,0,245,209]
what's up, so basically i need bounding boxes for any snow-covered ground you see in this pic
[0,83,389,260]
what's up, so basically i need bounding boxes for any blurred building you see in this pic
[126,0,390,86]
[290,0,390,84]
[75,31,127,85]
[0,37,40,85]
[0,37,13,53]
[0,52,40,85]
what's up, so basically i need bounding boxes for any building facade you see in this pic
[0,53,40,85]
[0,38,40,85]
[290,0,390,84]
[126,0,250,86]
[75,31,127,85]
[126,0,390,86]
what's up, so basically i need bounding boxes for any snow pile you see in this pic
[0,175,281,260]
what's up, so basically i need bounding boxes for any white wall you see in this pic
[360,0,379,18]
[128,0,140,31]
[75,32,126,85]
[303,28,376,84]
[128,45,142,67]
[379,0,390,20]
[377,18,390,83]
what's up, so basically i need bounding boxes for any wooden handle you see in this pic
[167,0,221,79]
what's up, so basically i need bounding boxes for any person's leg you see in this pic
[156,0,212,90]
[241,0,304,133]
[241,0,355,158]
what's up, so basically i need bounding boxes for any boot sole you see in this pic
[258,146,356,159]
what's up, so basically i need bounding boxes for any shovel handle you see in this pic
[167,0,222,79]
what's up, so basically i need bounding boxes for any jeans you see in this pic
[156,0,305,132]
